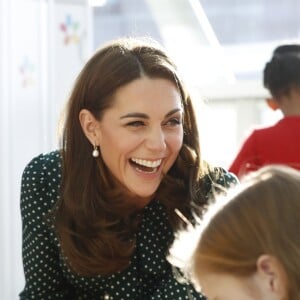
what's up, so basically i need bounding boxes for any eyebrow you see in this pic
[120,108,182,120]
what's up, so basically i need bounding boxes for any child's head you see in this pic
[263,44,300,115]
[264,44,300,99]
[170,165,300,300]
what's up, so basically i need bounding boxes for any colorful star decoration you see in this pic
[19,56,35,88]
[59,14,80,45]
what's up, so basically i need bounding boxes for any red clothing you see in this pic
[229,116,300,177]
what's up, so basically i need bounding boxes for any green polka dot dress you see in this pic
[19,151,237,299]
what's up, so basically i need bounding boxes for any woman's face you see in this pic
[96,76,184,201]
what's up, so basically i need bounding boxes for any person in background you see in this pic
[19,36,237,299]
[169,165,300,300]
[229,44,300,178]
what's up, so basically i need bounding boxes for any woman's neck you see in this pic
[127,195,153,209]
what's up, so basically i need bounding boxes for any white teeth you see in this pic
[131,158,162,168]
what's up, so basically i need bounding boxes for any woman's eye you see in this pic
[126,120,145,127]
[165,118,181,126]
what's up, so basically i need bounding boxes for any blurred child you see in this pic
[169,165,300,300]
[229,44,300,178]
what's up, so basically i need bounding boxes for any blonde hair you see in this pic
[190,165,300,299]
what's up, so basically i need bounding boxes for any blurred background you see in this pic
[1,0,299,298]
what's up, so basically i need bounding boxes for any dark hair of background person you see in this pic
[263,44,300,98]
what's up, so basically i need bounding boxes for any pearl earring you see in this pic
[92,145,99,158]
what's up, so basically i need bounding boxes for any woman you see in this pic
[170,165,300,300]
[19,37,237,299]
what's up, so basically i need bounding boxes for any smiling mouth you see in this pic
[130,158,162,173]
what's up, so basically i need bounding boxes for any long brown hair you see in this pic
[192,165,300,299]
[55,37,211,276]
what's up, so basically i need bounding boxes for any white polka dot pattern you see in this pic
[19,151,237,299]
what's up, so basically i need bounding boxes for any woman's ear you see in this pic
[266,98,280,111]
[79,109,101,145]
[255,254,287,299]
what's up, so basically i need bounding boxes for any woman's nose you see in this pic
[145,127,167,152]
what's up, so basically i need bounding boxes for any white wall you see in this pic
[0,0,92,298]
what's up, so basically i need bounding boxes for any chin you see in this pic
[132,189,156,202]
[130,184,159,198]
[135,191,155,199]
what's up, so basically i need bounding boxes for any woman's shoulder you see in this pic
[20,151,61,224]
[202,166,239,193]
[25,149,61,167]
[214,167,239,187]
[21,150,62,210]
[23,150,62,177]
[192,166,238,209]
